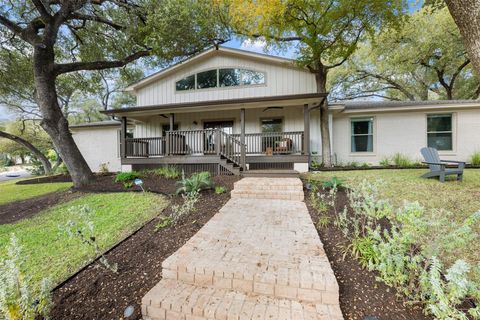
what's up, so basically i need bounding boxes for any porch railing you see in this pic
[125,137,165,157]
[124,130,303,162]
[232,131,304,155]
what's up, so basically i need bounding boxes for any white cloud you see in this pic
[240,38,267,53]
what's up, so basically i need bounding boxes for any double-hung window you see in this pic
[427,114,453,151]
[351,117,374,152]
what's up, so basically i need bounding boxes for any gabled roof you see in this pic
[330,99,480,113]
[125,46,301,92]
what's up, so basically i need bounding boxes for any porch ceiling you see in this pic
[102,93,327,117]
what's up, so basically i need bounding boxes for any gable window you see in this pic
[196,70,218,89]
[351,117,373,152]
[427,114,453,150]
[175,68,266,92]
[175,74,195,91]
[219,68,241,87]
[242,69,265,85]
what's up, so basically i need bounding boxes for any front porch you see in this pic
[112,93,327,175]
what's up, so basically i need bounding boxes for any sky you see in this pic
[0,0,424,122]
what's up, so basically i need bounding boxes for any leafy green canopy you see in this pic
[329,7,479,101]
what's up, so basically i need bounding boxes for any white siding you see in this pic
[332,108,480,165]
[71,127,122,172]
[135,53,316,107]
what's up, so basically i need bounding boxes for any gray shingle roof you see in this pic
[331,100,480,110]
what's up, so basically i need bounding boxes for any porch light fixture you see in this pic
[193,120,198,125]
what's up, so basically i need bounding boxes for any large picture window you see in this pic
[351,117,374,152]
[175,68,265,92]
[427,114,453,151]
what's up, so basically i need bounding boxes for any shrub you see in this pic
[391,153,414,167]
[154,166,180,179]
[342,235,378,269]
[114,171,141,183]
[379,157,391,167]
[469,151,480,166]
[98,162,109,174]
[170,191,199,224]
[155,216,173,230]
[215,186,227,194]
[321,177,343,190]
[0,235,52,320]
[60,205,118,273]
[176,171,212,195]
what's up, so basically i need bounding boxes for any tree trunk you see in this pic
[445,1,480,77]
[315,69,333,167]
[0,130,52,174]
[33,46,94,187]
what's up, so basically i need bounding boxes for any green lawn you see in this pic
[0,192,168,287]
[304,169,480,217]
[0,178,73,205]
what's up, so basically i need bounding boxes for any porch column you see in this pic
[166,113,174,156]
[240,108,246,170]
[303,104,310,156]
[120,116,127,159]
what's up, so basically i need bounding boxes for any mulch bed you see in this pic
[48,175,239,320]
[305,187,431,320]
[0,191,83,225]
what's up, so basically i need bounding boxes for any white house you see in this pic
[70,47,480,174]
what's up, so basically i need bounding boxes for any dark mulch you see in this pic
[305,187,431,320]
[0,191,83,225]
[49,175,239,320]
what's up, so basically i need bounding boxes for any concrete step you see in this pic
[231,178,304,201]
[142,279,343,320]
[242,170,300,178]
[230,190,304,201]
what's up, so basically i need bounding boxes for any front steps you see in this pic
[230,178,304,201]
[142,178,342,320]
[241,169,300,178]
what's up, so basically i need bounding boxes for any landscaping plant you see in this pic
[114,171,141,189]
[391,153,414,167]
[154,166,180,179]
[470,151,480,166]
[0,235,52,320]
[215,186,227,194]
[60,205,118,273]
[170,191,199,225]
[176,171,213,195]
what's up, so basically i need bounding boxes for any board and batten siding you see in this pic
[135,53,317,107]
[133,106,323,154]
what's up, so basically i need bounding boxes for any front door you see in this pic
[203,121,234,154]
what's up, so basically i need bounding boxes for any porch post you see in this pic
[120,116,127,159]
[166,113,174,156]
[240,108,246,170]
[303,104,310,156]
[169,113,175,131]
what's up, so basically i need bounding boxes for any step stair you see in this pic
[142,178,342,320]
[230,178,304,201]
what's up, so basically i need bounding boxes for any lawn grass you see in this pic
[304,169,480,217]
[0,192,168,287]
[0,178,73,205]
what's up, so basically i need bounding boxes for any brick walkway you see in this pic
[142,178,343,320]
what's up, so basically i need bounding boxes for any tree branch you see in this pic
[31,0,53,22]
[54,49,150,75]
[67,13,125,30]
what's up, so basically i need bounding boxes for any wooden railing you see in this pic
[233,131,304,155]
[124,130,302,165]
[125,137,165,157]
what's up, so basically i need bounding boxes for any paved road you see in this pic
[0,169,32,182]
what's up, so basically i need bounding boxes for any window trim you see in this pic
[174,67,267,93]
[426,112,456,153]
[350,116,376,155]
[259,117,284,133]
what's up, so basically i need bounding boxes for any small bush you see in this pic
[215,186,227,194]
[391,153,414,167]
[317,216,330,228]
[469,151,480,166]
[176,171,213,195]
[114,171,141,183]
[155,216,173,230]
[321,177,343,189]
[379,157,391,167]
[171,191,199,224]
[154,166,180,179]
[0,235,52,320]
[98,162,109,174]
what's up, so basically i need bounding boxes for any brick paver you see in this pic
[142,178,343,320]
